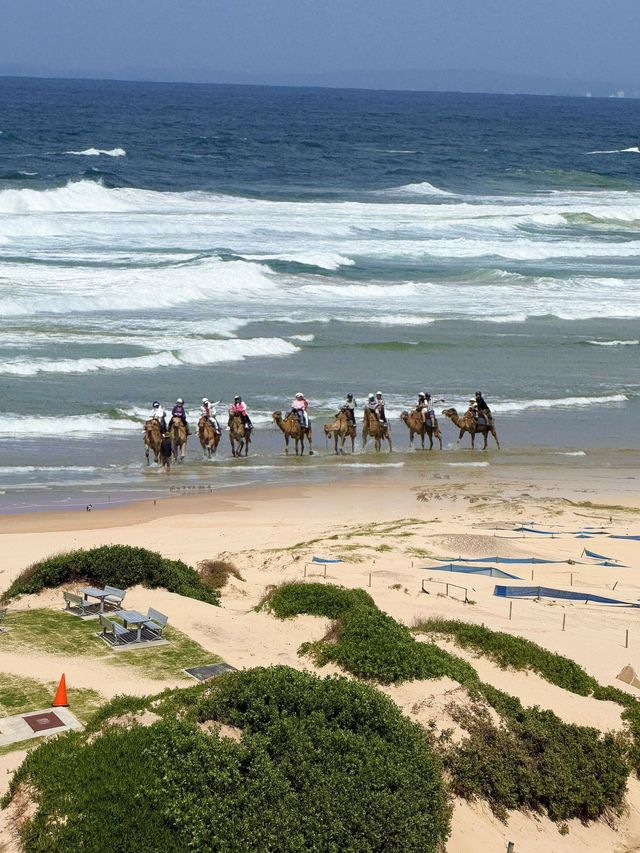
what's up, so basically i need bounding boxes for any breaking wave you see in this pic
[66,148,127,157]
[0,338,299,376]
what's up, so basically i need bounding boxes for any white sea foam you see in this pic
[0,338,299,376]
[383,181,456,197]
[447,462,490,468]
[555,451,587,457]
[66,148,126,157]
[586,339,639,347]
[289,334,315,342]
[0,465,101,474]
[2,414,139,437]
[491,394,628,414]
[587,147,640,155]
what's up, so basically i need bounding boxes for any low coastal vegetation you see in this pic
[197,558,244,589]
[3,545,220,605]
[263,582,631,822]
[3,667,450,852]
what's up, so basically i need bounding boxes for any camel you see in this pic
[168,416,188,462]
[198,416,220,459]
[143,419,162,465]
[228,413,251,457]
[324,409,356,455]
[272,411,313,455]
[400,410,442,451]
[441,407,500,450]
[362,408,392,453]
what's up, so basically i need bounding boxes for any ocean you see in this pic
[1,77,639,510]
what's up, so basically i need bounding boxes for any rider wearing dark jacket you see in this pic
[171,398,191,434]
[474,391,492,424]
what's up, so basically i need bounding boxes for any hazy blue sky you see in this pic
[2,0,638,93]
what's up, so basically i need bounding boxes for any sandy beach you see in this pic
[1,459,639,851]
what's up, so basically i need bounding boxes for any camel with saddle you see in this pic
[143,419,163,465]
[168,416,188,461]
[324,408,356,454]
[400,410,442,450]
[272,411,313,455]
[198,416,220,459]
[441,407,500,449]
[228,413,251,457]
[362,408,392,452]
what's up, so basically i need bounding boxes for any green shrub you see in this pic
[3,545,219,605]
[446,688,629,822]
[6,667,450,852]
[416,617,598,696]
[266,583,477,685]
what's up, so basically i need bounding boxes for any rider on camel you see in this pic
[151,401,167,433]
[200,398,221,435]
[230,396,253,431]
[374,391,387,426]
[418,392,438,428]
[171,398,191,435]
[343,393,357,425]
[291,392,309,428]
[474,391,493,424]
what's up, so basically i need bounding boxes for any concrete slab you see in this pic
[95,632,170,651]
[0,706,83,747]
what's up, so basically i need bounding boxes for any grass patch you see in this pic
[2,610,219,682]
[0,672,101,722]
[197,559,244,590]
[3,545,219,606]
[4,667,450,852]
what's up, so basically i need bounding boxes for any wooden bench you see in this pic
[144,608,168,638]
[63,591,93,616]
[99,614,129,645]
[103,586,126,610]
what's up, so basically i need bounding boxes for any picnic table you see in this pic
[114,609,148,643]
[79,587,110,614]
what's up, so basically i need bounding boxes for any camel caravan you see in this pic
[143,391,499,466]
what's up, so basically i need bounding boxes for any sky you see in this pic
[2,0,639,95]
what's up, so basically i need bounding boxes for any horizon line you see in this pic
[0,71,637,103]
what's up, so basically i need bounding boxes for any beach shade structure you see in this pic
[617,665,640,691]
[433,556,568,565]
[311,557,344,564]
[425,564,521,580]
[52,674,68,708]
[596,561,629,568]
[493,585,640,607]
[583,549,619,562]
[513,526,558,535]
[610,535,640,541]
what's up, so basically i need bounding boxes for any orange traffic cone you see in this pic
[52,674,68,707]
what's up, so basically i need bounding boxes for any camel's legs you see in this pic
[145,447,150,466]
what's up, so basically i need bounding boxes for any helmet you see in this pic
[152,401,160,408]
[425,393,431,400]
[234,395,241,402]
[469,399,476,405]
[368,394,375,401]
[376,391,383,397]
[347,393,353,399]
[295,392,304,399]
[176,398,184,405]
[475,391,482,397]
[202,397,209,404]
[418,392,425,399]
